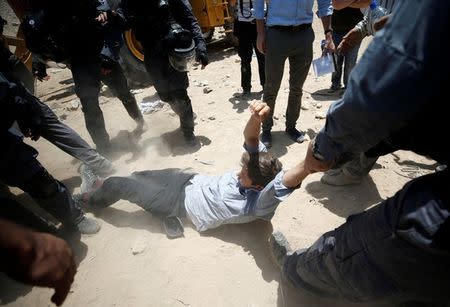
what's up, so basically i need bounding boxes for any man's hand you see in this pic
[0,220,77,306]
[256,31,266,54]
[304,139,334,173]
[249,101,270,122]
[32,61,50,82]
[336,27,363,55]
[373,15,389,32]
[322,33,336,56]
[96,11,108,25]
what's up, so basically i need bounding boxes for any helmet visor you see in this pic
[168,40,195,72]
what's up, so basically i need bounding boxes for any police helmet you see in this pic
[166,27,195,72]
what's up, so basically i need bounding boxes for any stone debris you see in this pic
[67,99,79,111]
[131,236,147,255]
[203,87,213,94]
[315,112,326,119]
[140,100,164,114]
[131,88,144,94]
[316,102,322,109]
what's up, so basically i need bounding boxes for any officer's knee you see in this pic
[158,92,172,102]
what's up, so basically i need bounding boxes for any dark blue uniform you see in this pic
[0,73,84,229]
[22,0,142,152]
[120,0,208,143]
[284,0,450,304]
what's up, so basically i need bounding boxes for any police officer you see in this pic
[0,72,101,235]
[0,41,116,177]
[120,0,209,146]
[22,0,144,153]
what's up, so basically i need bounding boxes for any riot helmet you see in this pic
[166,26,195,72]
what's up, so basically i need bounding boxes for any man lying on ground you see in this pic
[75,101,310,237]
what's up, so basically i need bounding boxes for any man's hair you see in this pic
[240,152,283,187]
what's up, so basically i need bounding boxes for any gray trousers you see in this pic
[37,100,113,175]
[90,169,196,218]
[284,169,450,303]
[262,27,314,131]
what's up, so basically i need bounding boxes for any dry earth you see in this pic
[0,2,437,306]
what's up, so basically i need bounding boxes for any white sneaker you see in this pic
[321,168,364,186]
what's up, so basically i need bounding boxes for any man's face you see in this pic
[237,165,253,188]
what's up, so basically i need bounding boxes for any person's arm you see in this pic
[332,0,370,10]
[308,0,444,170]
[244,101,269,148]
[317,0,335,53]
[173,0,208,68]
[254,0,266,54]
[0,218,76,306]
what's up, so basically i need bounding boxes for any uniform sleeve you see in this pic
[171,0,206,51]
[314,0,449,163]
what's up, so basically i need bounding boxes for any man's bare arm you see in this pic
[333,0,370,10]
[244,101,270,148]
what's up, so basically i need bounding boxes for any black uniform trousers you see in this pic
[284,169,450,304]
[234,20,265,92]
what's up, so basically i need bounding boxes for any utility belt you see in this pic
[270,23,312,32]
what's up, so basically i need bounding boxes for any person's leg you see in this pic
[285,28,314,132]
[342,39,362,88]
[144,47,194,144]
[89,174,180,217]
[100,61,144,125]
[236,21,253,93]
[252,26,266,89]
[330,32,344,90]
[71,58,110,151]
[283,170,450,302]
[0,133,91,231]
[7,53,35,94]
[262,28,289,132]
[37,101,116,176]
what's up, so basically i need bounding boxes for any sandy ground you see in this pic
[0,2,437,306]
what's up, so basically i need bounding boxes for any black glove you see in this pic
[12,84,46,141]
[195,47,209,67]
[32,61,48,81]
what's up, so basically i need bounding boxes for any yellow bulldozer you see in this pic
[2,0,237,87]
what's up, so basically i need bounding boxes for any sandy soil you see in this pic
[0,2,437,306]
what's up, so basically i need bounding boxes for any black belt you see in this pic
[270,24,312,32]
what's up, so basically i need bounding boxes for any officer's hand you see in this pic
[32,61,50,82]
[96,11,108,25]
[337,27,363,55]
[0,220,77,306]
[17,98,46,141]
[195,49,209,69]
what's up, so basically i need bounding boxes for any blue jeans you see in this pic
[331,32,361,89]
[283,169,450,303]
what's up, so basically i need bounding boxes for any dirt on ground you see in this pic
[0,2,437,306]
